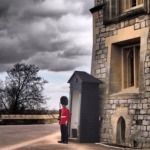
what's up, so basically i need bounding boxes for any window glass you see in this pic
[122,45,140,89]
[128,48,134,87]
[131,0,137,7]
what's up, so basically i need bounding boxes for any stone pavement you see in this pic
[2,131,122,150]
[0,124,150,150]
[2,131,150,150]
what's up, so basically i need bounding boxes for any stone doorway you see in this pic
[116,116,126,144]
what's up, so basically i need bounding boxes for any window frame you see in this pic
[109,39,140,95]
[123,0,144,12]
[103,0,148,25]
[122,44,140,90]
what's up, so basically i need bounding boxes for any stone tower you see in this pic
[90,0,150,148]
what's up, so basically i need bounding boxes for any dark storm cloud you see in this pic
[22,6,67,20]
[58,47,91,58]
[24,51,90,72]
[0,0,9,17]
[0,0,92,72]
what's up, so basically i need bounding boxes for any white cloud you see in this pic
[43,82,69,110]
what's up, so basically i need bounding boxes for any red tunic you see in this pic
[60,107,70,125]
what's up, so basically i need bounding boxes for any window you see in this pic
[103,0,147,24]
[109,39,140,94]
[122,45,140,89]
[120,0,144,13]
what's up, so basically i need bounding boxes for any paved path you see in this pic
[0,124,149,150]
[0,123,121,150]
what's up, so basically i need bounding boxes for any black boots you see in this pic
[58,141,68,144]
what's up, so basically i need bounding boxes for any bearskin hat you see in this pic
[60,96,68,105]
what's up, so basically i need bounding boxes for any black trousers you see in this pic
[60,124,68,142]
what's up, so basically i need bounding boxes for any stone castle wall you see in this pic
[91,0,150,148]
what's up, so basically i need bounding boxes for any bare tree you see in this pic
[0,63,48,114]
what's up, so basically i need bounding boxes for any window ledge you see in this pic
[104,7,146,25]
[110,87,139,97]
[124,4,144,12]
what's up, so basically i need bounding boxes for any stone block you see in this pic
[145,115,150,120]
[134,23,141,29]
[129,104,137,109]
[104,32,109,37]
[138,115,144,120]
[132,99,141,104]
[141,126,147,131]
[129,109,135,114]
[96,69,101,74]
[143,104,148,109]
[147,126,150,131]
[129,19,135,25]
[145,86,150,92]
[120,22,124,28]
[120,100,128,104]
[106,26,110,32]
[143,131,149,137]
[137,104,143,109]
[141,21,146,28]
[96,43,99,50]
[111,104,116,109]
[140,109,147,115]
[96,37,101,42]
[109,31,113,36]
[97,50,103,55]
[100,63,105,68]
[100,27,106,33]
[146,20,150,27]
[125,103,129,107]
[125,20,129,27]
[128,99,133,104]
[146,55,150,61]
[101,68,106,73]
[113,30,118,35]
[143,120,149,126]
[103,47,108,53]
[145,68,150,74]
[147,109,150,114]
[147,43,150,49]
[101,37,105,42]
[100,54,106,59]
[145,92,150,98]
[145,62,148,67]
[109,100,114,104]
[141,99,148,103]
[134,115,138,120]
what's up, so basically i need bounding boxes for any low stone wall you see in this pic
[0,114,59,125]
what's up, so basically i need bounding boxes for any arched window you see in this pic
[122,45,140,89]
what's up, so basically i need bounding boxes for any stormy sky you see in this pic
[0,0,93,109]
